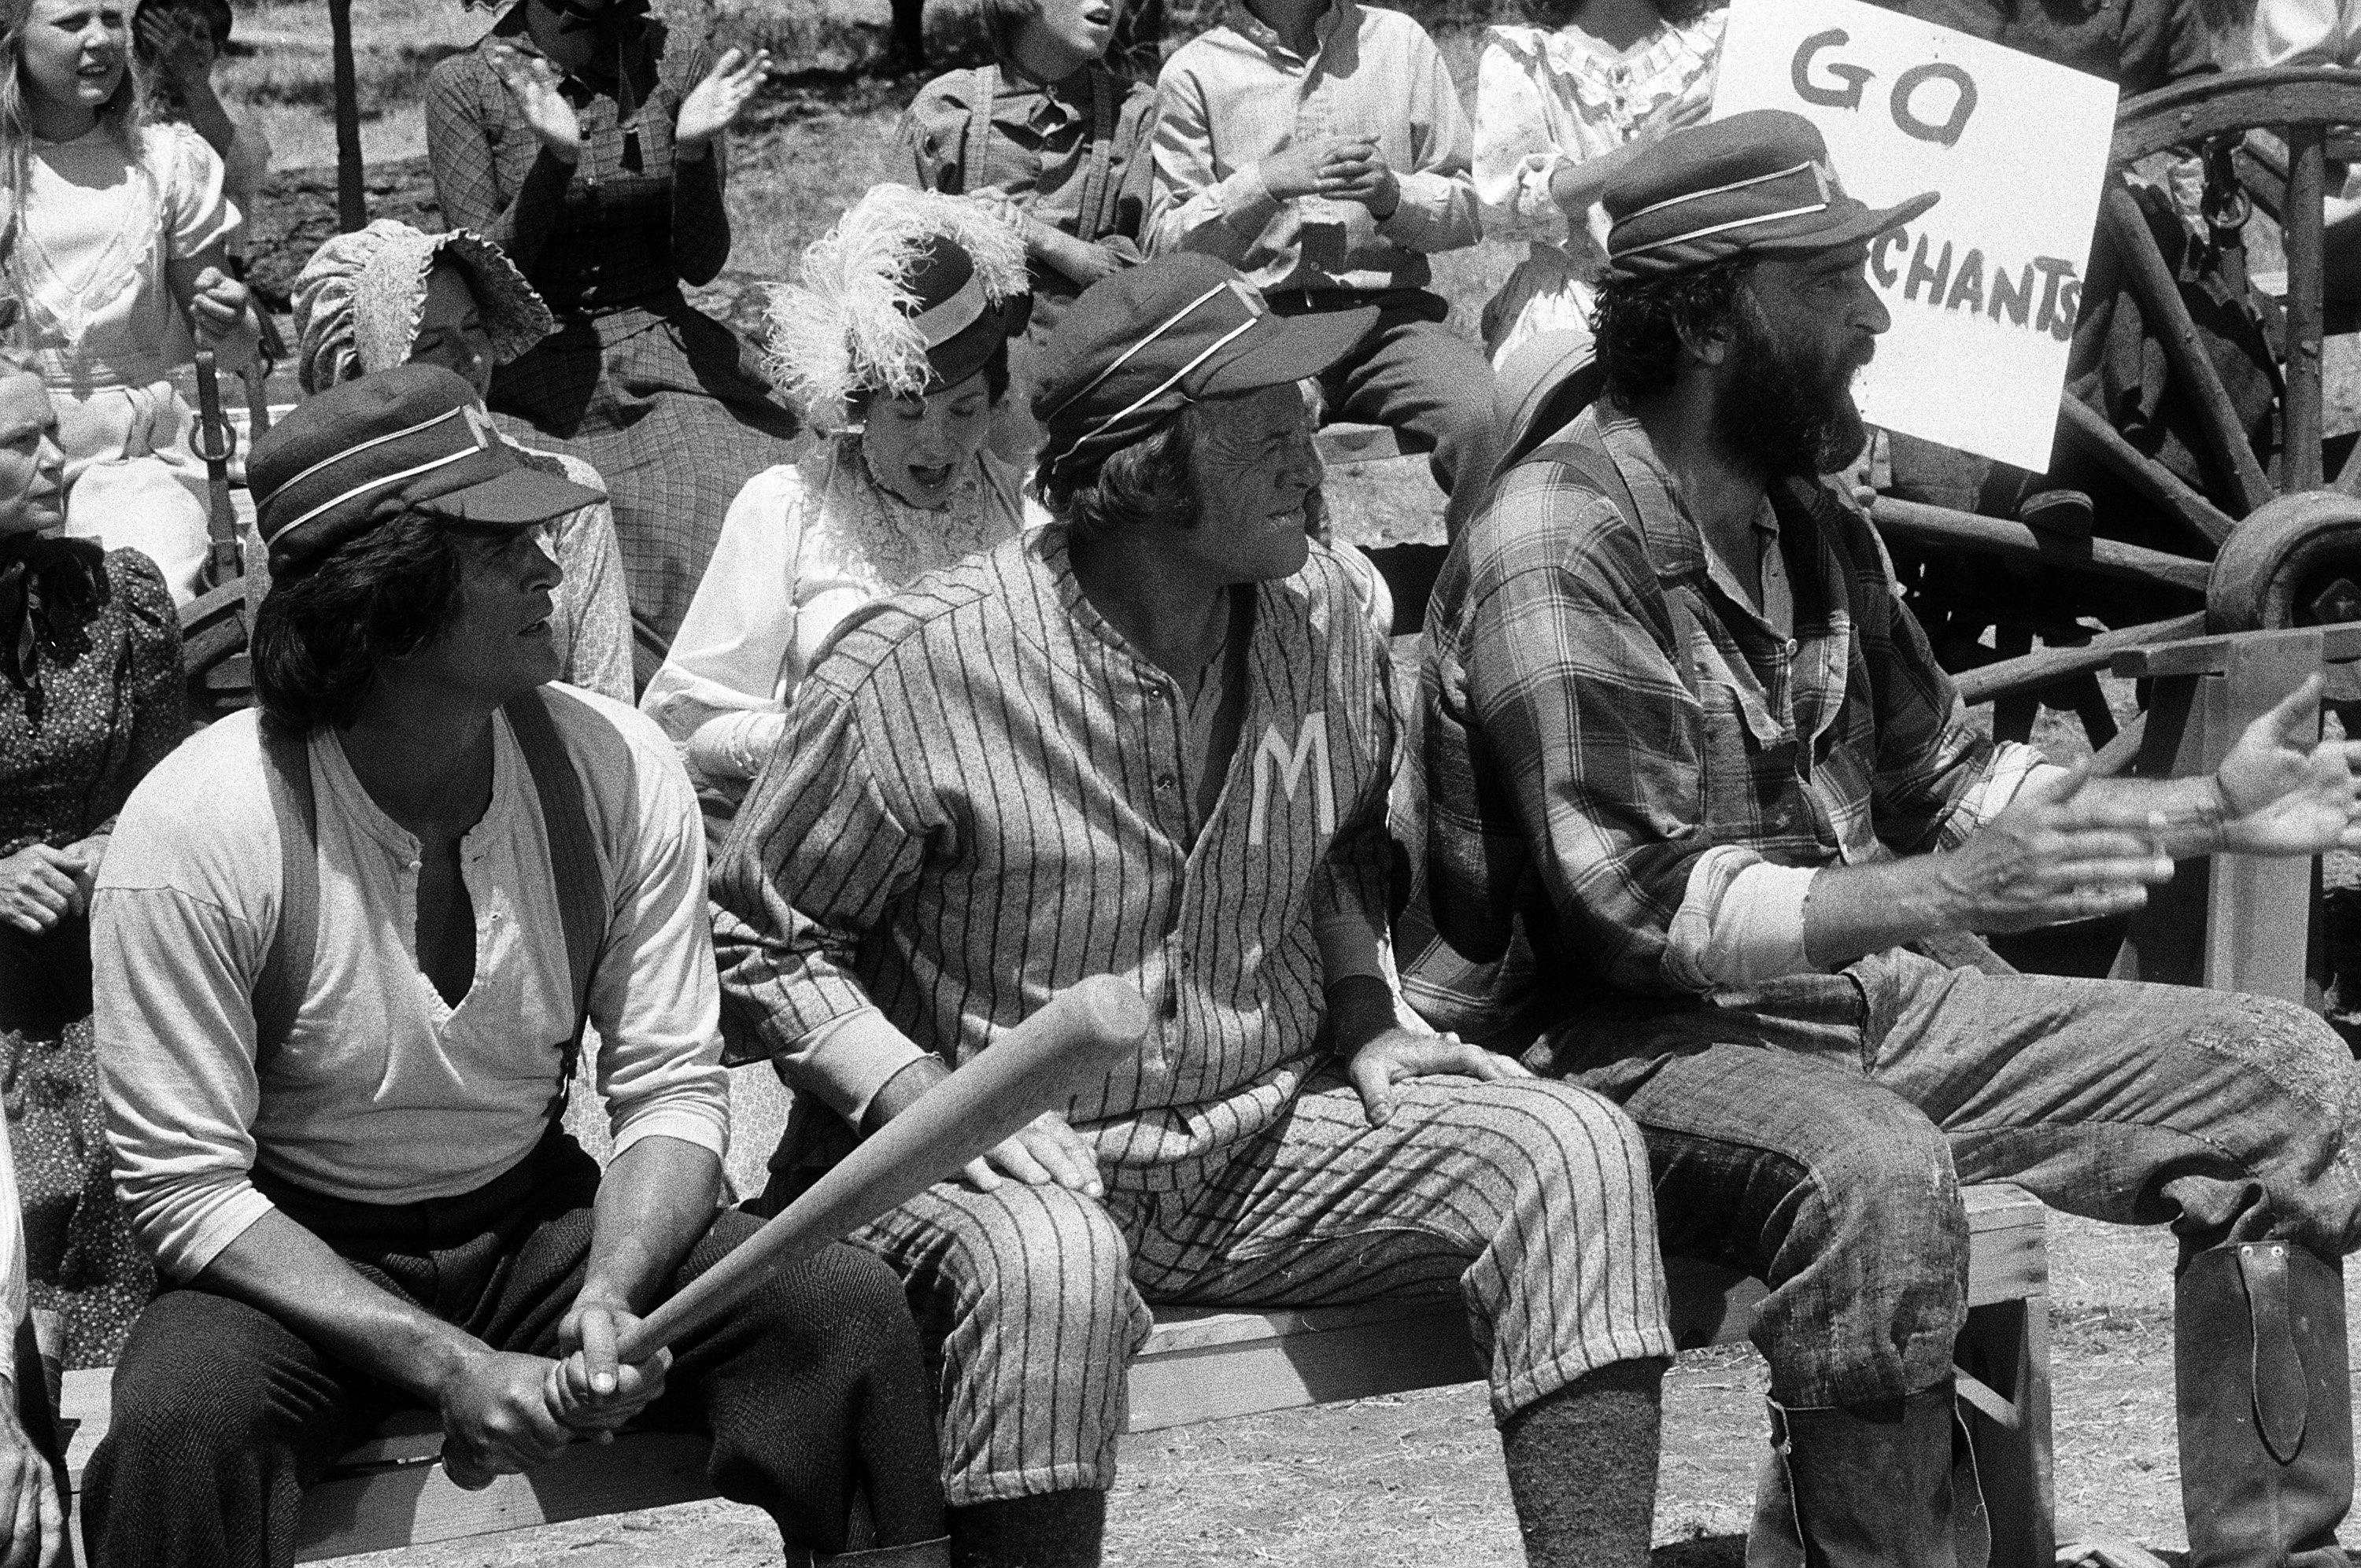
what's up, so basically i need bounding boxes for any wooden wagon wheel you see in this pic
[1878,67,2361,744]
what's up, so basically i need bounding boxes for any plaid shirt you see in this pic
[711,528,1395,1187]
[427,13,728,417]
[1149,0,1479,293]
[1402,406,2038,1029]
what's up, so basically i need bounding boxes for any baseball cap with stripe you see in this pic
[249,364,605,574]
[1033,255,1378,482]
[1602,109,1938,281]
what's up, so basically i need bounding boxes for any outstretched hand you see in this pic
[1934,762,2176,935]
[1347,1028,1532,1127]
[2215,673,2361,856]
[488,44,582,163]
[676,46,772,153]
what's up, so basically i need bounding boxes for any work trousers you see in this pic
[82,1133,944,1568]
[834,1070,1672,1504]
[1267,288,1504,539]
[1536,946,2361,1408]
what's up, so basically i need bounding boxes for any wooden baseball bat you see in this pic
[614,976,1152,1363]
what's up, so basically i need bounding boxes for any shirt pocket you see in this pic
[1694,676,1801,848]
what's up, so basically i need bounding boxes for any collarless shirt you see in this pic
[710,527,1395,1187]
[1150,0,1479,292]
[94,693,730,1280]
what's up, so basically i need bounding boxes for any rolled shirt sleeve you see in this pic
[1149,66,1284,261]
[581,699,733,1165]
[94,876,279,1281]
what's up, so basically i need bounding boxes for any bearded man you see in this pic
[1405,109,2361,1565]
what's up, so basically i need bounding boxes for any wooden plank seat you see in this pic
[55,1184,2051,1565]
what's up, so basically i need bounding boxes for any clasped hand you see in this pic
[1261,135,1400,215]
[0,839,98,936]
[434,1300,669,1491]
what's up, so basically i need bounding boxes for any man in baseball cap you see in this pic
[83,364,949,1566]
[1407,107,2361,1565]
[713,253,1675,1568]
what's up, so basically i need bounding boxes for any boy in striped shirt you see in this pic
[714,254,1674,1568]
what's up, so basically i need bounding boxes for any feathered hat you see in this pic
[765,184,1029,430]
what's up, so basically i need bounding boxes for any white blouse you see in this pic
[19,121,239,393]
[1476,13,1724,265]
[642,438,1043,780]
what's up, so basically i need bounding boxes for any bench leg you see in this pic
[1956,1296,2056,1568]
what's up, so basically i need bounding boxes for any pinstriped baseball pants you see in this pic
[852,1069,1674,1504]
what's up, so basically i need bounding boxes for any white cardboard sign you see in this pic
[1711,0,2119,471]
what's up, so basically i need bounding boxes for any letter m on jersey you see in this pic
[1249,713,1336,847]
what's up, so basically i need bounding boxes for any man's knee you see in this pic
[902,1183,1139,1345]
[1489,1080,1657,1221]
[96,1289,345,1484]
[700,1218,926,1370]
[1698,1098,1967,1402]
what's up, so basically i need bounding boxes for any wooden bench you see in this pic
[56,1184,2051,1565]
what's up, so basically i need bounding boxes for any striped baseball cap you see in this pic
[1034,255,1376,481]
[1603,109,1937,281]
[249,364,604,574]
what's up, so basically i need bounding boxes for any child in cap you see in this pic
[897,0,1157,459]
[1149,0,1502,538]
[641,185,1049,841]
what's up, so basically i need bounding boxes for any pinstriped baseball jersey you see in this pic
[712,526,1393,1186]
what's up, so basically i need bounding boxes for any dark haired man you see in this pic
[1409,109,2361,1564]
[84,366,947,1568]
[715,253,1675,1568]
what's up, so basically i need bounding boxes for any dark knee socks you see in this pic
[947,1490,1107,1568]
[1501,1357,1666,1568]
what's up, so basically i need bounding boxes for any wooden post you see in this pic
[2109,625,2361,1002]
[329,0,366,232]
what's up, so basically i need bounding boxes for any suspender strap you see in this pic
[1073,69,1119,245]
[253,725,319,1061]
[505,686,608,1097]
[249,689,610,1109]
[1521,438,1699,695]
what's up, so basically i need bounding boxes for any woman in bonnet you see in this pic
[292,218,634,704]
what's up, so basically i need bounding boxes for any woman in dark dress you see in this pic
[0,348,185,1369]
[425,0,784,686]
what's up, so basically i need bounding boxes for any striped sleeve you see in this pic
[710,677,935,1120]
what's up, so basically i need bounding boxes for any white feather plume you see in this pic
[765,183,1031,430]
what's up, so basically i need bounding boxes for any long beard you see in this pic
[1715,301,1871,481]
